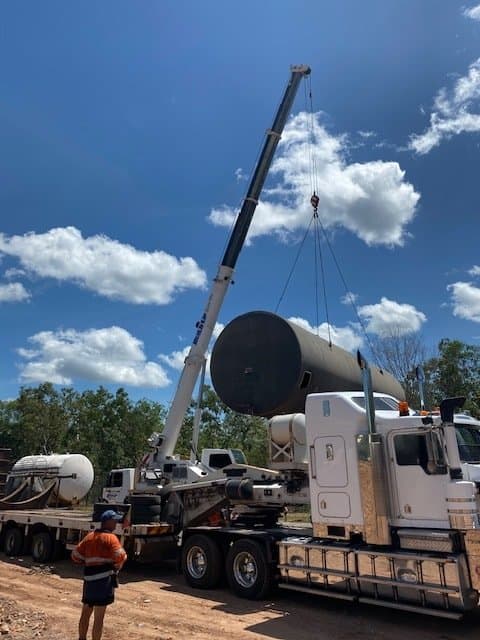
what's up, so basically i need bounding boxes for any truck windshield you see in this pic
[351,396,399,411]
[455,425,480,463]
[230,449,247,464]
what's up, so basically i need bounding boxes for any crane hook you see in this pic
[310,192,319,217]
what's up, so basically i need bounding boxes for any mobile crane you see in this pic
[132,65,312,493]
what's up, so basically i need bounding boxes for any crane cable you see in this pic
[308,74,331,346]
[276,75,380,366]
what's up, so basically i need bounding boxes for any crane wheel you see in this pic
[182,534,223,589]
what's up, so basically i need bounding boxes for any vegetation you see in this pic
[0,382,267,499]
[0,337,478,498]
[371,336,480,417]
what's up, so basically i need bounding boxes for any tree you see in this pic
[369,330,429,406]
[429,339,480,417]
[175,385,268,466]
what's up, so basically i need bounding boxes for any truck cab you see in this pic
[101,468,135,504]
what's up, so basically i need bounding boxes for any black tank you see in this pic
[210,311,405,417]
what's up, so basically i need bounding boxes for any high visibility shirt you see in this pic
[72,529,127,581]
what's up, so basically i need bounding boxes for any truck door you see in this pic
[387,429,449,523]
[310,435,351,518]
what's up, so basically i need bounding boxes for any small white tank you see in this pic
[10,454,94,503]
[269,413,306,446]
[268,413,307,468]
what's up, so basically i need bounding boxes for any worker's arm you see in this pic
[109,535,127,570]
[71,537,87,565]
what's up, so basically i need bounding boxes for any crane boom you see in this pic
[156,65,310,459]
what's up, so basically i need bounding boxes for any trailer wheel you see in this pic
[31,532,53,563]
[4,527,23,557]
[182,534,223,589]
[226,539,272,600]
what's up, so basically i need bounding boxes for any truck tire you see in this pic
[226,539,272,600]
[182,534,223,589]
[31,532,53,563]
[4,527,23,557]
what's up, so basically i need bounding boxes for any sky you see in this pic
[1,0,480,408]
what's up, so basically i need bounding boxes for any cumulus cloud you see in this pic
[464,4,480,20]
[340,291,359,305]
[235,168,247,181]
[0,227,206,304]
[159,322,225,377]
[469,265,480,276]
[4,268,26,279]
[209,112,419,247]
[17,326,170,387]
[288,316,363,352]
[0,282,30,303]
[448,281,480,322]
[409,58,480,154]
[358,297,427,336]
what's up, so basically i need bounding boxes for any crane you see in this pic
[139,65,311,485]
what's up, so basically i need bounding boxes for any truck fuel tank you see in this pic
[211,311,405,417]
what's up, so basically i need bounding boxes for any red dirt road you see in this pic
[2,556,480,639]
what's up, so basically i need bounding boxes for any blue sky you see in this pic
[1,0,480,406]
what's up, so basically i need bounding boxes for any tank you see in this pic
[9,454,94,503]
[210,311,405,418]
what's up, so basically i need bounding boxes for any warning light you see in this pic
[399,401,409,417]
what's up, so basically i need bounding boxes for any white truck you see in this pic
[177,357,480,619]
[101,449,247,504]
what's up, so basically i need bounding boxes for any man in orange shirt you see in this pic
[72,509,127,640]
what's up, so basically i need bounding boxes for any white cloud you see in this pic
[409,58,480,154]
[159,346,190,371]
[4,268,26,279]
[0,227,206,304]
[358,297,427,336]
[464,4,480,20]
[358,130,376,139]
[17,326,170,387]
[288,316,363,352]
[235,168,247,181]
[448,281,480,322]
[209,112,419,247]
[468,265,480,276]
[159,322,225,376]
[0,282,30,303]
[341,291,359,305]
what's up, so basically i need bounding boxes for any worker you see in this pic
[72,509,127,640]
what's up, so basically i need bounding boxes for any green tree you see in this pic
[175,385,268,466]
[429,339,480,417]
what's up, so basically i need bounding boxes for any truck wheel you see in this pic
[31,532,53,563]
[4,527,23,557]
[182,534,223,589]
[226,539,272,600]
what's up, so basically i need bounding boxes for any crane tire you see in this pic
[182,534,223,589]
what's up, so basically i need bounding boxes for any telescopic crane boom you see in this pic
[155,65,310,460]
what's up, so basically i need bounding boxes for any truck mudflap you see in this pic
[278,537,478,619]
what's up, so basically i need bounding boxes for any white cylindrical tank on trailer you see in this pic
[9,454,94,503]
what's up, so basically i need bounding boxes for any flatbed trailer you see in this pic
[0,507,175,563]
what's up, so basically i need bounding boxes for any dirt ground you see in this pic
[2,556,480,640]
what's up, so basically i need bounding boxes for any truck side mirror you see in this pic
[440,397,466,423]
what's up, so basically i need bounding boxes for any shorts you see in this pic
[82,575,115,607]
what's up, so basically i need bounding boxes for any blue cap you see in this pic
[100,509,123,522]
